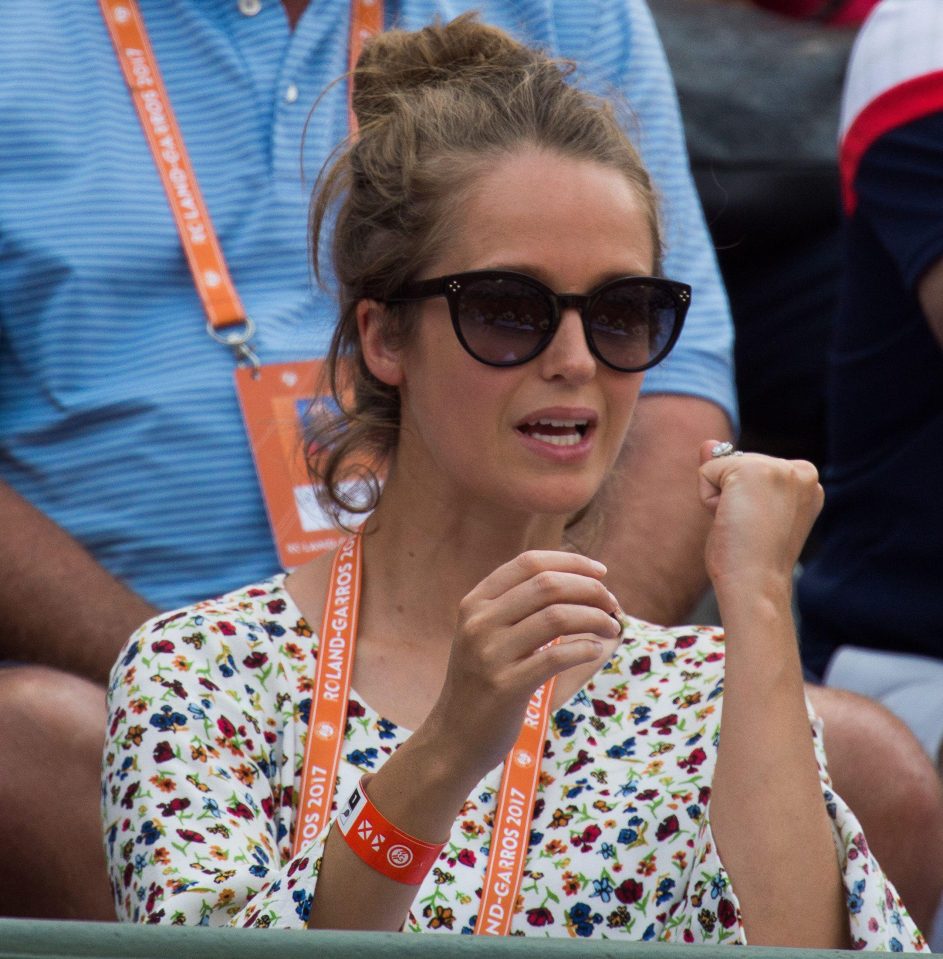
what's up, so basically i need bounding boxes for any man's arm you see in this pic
[0,479,157,684]
[918,257,943,351]
[571,394,733,625]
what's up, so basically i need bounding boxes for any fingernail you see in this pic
[590,559,608,575]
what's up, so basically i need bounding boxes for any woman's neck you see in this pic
[358,467,569,648]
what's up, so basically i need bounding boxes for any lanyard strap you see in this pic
[294,531,553,936]
[99,0,383,363]
[295,533,363,849]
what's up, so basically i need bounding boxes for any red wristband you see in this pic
[337,776,445,885]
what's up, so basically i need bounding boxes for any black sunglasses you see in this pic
[385,269,691,373]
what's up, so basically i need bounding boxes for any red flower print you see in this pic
[153,611,186,630]
[198,677,220,692]
[566,749,593,774]
[266,599,286,614]
[615,878,643,904]
[217,716,236,738]
[247,588,266,597]
[651,713,678,735]
[151,640,175,654]
[629,656,651,676]
[243,651,268,669]
[158,797,190,817]
[704,652,724,663]
[261,796,275,819]
[674,635,696,649]
[573,824,601,851]
[698,786,711,806]
[217,621,236,636]
[457,848,477,868]
[264,730,277,744]
[683,929,694,943]
[526,907,554,927]
[592,698,616,717]
[717,897,737,928]
[680,747,707,771]
[655,814,680,842]
[120,782,140,810]
[152,741,174,764]
[637,789,659,802]
[228,802,253,820]
[347,698,366,718]
[287,856,309,877]
[109,706,126,736]
[176,829,205,843]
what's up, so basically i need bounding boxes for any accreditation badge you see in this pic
[235,360,350,569]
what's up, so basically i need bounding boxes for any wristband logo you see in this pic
[387,844,414,869]
[314,721,336,740]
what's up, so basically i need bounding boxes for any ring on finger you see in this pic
[711,441,745,459]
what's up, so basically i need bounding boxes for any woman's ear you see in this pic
[357,299,404,387]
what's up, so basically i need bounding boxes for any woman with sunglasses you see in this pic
[101,15,922,950]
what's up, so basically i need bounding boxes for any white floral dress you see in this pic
[101,575,926,950]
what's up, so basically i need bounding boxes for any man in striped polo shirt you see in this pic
[0,0,735,919]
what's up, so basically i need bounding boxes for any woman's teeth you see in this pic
[521,418,588,446]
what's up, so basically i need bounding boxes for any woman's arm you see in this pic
[308,550,621,930]
[696,442,849,948]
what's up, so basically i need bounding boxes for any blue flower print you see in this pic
[346,747,379,769]
[641,922,657,941]
[187,704,207,720]
[249,864,269,878]
[710,875,727,899]
[292,889,312,922]
[848,878,866,914]
[528,831,543,848]
[630,705,651,726]
[299,698,312,726]
[600,843,616,860]
[660,650,676,664]
[148,705,187,732]
[890,938,903,952]
[139,820,160,846]
[569,902,602,937]
[554,709,579,737]
[656,877,676,905]
[590,877,614,903]
[121,642,140,667]
[262,620,285,638]
[377,718,397,740]
[606,737,636,760]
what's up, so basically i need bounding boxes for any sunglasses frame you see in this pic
[385,269,691,373]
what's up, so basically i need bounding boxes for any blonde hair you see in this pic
[307,13,662,525]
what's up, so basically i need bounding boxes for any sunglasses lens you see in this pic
[455,276,551,365]
[589,281,678,370]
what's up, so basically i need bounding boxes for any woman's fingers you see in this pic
[695,439,825,589]
[477,568,620,629]
[467,549,608,602]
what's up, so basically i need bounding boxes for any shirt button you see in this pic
[238,0,262,16]
[285,82,299,104]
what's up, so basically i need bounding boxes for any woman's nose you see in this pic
[537,308,597,382]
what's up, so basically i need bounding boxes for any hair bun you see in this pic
[352,13,539,129]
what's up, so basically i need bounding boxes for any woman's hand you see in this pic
[421,550,622,780]
[697,440,823,604]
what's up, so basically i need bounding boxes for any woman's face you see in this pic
[381,148,655,521]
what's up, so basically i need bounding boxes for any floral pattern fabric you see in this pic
[102,576,926,949]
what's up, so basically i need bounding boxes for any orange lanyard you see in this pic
[294,532,556,936]
[99,0,383,364]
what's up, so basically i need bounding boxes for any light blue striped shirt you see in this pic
[0,0,733,610]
